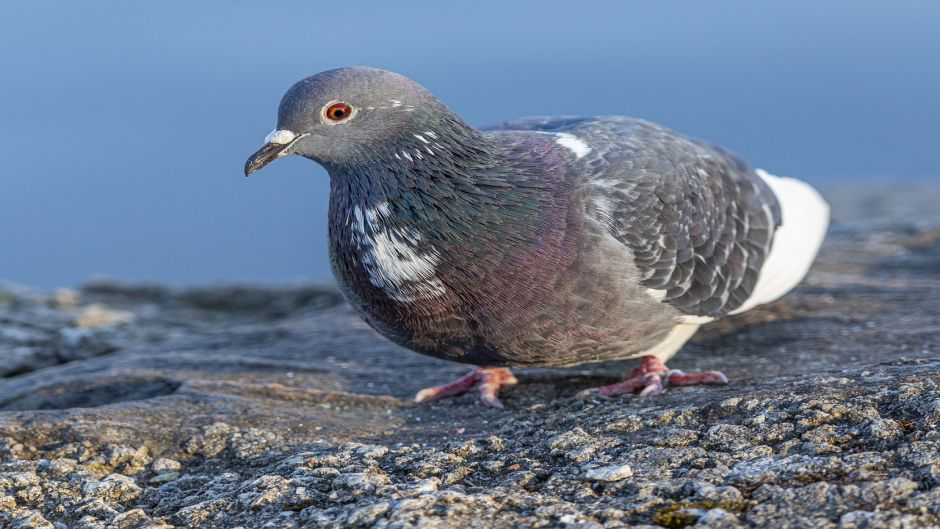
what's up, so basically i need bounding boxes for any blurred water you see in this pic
[1,1,938,289]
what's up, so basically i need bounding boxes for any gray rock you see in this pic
[151,457,181,474]
[584,464,633,482]
[9,511,54,529]
[0,186,940,527]
[82,473,142,503]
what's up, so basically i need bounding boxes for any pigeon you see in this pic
[245,67,830,407]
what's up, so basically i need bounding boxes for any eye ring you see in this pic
[324,102,353,122]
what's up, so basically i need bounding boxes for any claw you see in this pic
[584,356,728,397]
[638,373,665,397]
[415,367,517,408]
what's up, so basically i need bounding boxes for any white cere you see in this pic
[264,129,297,145]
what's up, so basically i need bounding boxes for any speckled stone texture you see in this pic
[1,184,939,529]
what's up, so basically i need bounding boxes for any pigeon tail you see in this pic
[731,170,830,315]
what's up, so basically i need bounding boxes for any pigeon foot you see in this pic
[582,356,728,397]
[414,367,518,408]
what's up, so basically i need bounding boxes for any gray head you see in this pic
[245,67,469,175]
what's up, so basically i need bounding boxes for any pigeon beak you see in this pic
[244,130,305,177]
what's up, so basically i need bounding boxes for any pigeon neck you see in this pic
[326,125,515,214]
[326,127,563,308]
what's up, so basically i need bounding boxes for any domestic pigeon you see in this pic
[245,67,830,407]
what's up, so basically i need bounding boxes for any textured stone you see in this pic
[584,464,633,482]
[0,187,939,527]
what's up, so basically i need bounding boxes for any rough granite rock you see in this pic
[0,185,939,528]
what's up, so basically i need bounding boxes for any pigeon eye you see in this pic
[325,103,352,122]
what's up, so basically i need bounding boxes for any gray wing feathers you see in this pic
[499,116,781,318]
[586,119,781,317]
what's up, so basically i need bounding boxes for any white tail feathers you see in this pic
[730,169,830,315]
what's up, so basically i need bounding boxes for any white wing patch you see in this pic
[555,133,592,159]
[645,288,667,302]
[350,203,447,302]
[730,169,830,315]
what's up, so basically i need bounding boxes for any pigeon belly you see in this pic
[329,194,685,368]
[459,214,686,367]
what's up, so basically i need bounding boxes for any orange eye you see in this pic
[325,103,352,121]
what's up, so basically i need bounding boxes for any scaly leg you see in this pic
[584,356,728,397]
[415,367,518,408]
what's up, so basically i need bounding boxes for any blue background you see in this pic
[2,1,938,289]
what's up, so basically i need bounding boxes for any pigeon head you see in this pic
[245,67,471,175]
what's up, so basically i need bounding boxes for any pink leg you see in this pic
[415,367,518,408]
[584,356,728,397]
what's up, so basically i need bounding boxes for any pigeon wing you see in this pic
[496,116,782,318]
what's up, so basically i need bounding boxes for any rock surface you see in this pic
[1,185,939,528]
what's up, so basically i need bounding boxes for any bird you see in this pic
[245,66,830,408]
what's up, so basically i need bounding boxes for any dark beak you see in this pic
[244,141,294,177]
